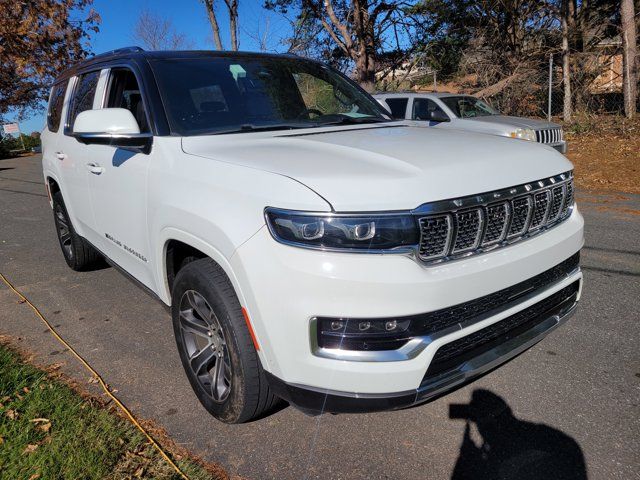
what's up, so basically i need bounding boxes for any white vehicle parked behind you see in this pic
[41,47,583,423]
[374,92,567,154]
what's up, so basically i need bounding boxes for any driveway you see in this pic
[1,155,638,480]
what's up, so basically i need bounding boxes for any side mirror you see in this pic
[429,110,450,123]
[72,108,152,154]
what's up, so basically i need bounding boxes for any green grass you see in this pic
[0,345,224,480]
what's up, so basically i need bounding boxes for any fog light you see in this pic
[317,317,412,351]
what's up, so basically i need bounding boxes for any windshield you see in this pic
[150,56,389,135]
[440,96,499,118]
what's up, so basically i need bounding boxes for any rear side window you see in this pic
[412,98,448,121]
[68,71,100,131]
[47,82,67,132]
[384,98,408,119]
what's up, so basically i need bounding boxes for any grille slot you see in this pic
[547,185,565,222]
[530,190,551,230]
[416,172,574,263]
[452,209,483,253]
[418,214,452,260]
[507,196,533,238]
[482,202,510,246]
[560,180,574,218]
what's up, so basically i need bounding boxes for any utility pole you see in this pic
[548,53,554,122]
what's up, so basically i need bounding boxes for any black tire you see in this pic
[52,191,102,271]
[171,258,279,423]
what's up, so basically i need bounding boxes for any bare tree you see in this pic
[201,0,239,51]
[267,0,423,92]
[133,10,192,50]
[620,0,638,118]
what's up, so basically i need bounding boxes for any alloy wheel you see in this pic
[55,205,73,259]
[179,290,232,402]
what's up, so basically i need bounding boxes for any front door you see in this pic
[84,67,155,289]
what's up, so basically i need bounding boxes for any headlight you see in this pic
[509,128,536,142]
[265,208,419,252]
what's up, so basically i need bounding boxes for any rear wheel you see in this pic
[52,191,101,271]
[171,258,280,423]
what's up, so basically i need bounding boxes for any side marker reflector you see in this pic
[241,307,260,351]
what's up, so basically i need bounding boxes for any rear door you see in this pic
[56,70,103,243]
[84,66,155,288]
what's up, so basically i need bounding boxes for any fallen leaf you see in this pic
[23,444,38,454]
[6,409,18,420]
[134,466,145,477]
[28,474,40,480]
[88,377,99,384]
[38,423,51,433]
[0,436,4,445]
[22,387,30,394]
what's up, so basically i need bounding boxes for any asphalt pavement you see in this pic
[1,155,638,480]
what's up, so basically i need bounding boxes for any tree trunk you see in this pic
[355,52,376,92]
[561,0,572,122]
[621,0,638,118]
[203,0,223,50]
[225,0,239,51]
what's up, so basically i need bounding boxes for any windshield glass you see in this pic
[440,96,499,118]
[150,56,389,135]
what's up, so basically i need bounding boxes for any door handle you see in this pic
[55,151,66,161]
[86,162,105,175]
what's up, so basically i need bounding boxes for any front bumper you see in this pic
[550,141,568,154]
[230,208,584,404]
[266,291,578,413]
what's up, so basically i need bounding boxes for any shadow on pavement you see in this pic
[449,389,587,480]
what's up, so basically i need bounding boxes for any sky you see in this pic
[8,0,294,134]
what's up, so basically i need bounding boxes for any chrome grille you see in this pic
[416,171,574,263]
[535,128,563,144]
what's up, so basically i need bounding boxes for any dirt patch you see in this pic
[566,116,640,194]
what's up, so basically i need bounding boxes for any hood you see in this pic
[467,115,561,130]
[181,124,573,211]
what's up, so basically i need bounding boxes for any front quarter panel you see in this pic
[147,136,331,304]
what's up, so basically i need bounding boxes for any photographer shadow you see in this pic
[450,389,587,480]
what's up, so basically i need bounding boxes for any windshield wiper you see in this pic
[211,123,313,135]
[315,115,390,126]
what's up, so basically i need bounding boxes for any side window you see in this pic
[412,98,448,121]
[68,71,100,131]
[47,81,68,132]
[105,68,150,132]
[384,98,408,119]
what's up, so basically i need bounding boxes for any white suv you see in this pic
[41,48,584,423]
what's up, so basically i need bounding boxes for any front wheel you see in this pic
[171,258,279,423]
